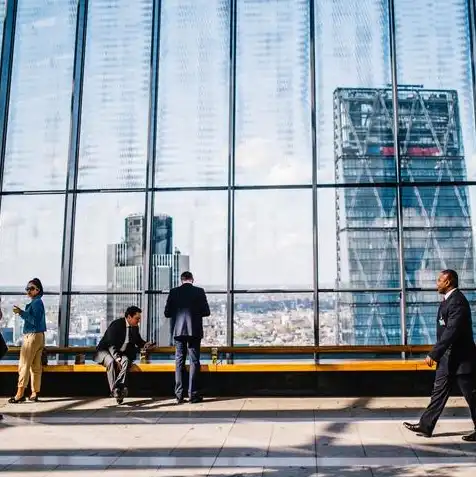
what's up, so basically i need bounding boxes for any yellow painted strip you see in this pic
[0,361,435,372]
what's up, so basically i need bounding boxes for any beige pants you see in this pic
[18,332,45,392]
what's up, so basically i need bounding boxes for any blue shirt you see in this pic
[20,296,47,334]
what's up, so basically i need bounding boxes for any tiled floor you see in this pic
[0,396,475,476]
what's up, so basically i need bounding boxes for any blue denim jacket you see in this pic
[20,296,47,334]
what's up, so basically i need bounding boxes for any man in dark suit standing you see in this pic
[404,269,476,441]
[164,271,210,404]
[95,306,153,404]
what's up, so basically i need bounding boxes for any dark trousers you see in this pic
[420,367,476,434]
[95,350,130,394]
[174,337,201,399]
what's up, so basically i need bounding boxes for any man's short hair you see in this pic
[441,269,458,288]
[125,306,142,318]
[180,271,194,282]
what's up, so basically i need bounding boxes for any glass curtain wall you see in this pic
[0,0,476,349]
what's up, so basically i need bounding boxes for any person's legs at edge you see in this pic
[188,338,201,402]
[175,339,187,401]
[14,334,36,400]
[457,374,476,431]
[95,350,117,395]
[29,333,45,400]
[419,368,453,435]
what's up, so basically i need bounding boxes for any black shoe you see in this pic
[175,397,185,405]
[462,431,476,442]
[8,396,25,404]
[403,422,432,438]
[189,396,203,404]
[28,395,39,402]
[112,388,124,405]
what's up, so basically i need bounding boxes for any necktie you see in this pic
[120,325,130,352]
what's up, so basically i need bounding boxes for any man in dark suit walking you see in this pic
[404,269,476,441]
[164,271,210,404]
[95,306,153,404]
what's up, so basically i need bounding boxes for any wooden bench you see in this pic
[0,345,435,372]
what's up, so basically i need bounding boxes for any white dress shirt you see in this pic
[444,288,458,301]
[120,318,130,352]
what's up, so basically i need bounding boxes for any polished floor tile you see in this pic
[2,396,476,476]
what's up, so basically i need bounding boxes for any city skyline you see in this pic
[2,0,476,347]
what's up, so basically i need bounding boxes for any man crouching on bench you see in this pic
[95,306,153,404]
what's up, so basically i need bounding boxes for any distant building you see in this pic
[107,214,189,344]
[333,86,475,345]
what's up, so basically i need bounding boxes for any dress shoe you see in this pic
[175,397,185,405]
[462,431,476,442]
[189,396,203,404]
[112,388,124,405]
[403,422,432,438]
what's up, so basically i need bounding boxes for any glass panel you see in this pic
[235,0,312,185]
[394,0,476,181]
[2,0,77,191]
[402,185,476,289]
[150,293,226,346]
[406,290,476,345]
[234,292,314,346]
[319,291,401,346]
[0,0,5,60]
[0,195,65,292]
[152,191,228,290]
[234,189,313,290]
[77,0,153,189]
[155,0,230,187]
[69,294,141,346]
[314,0,394,184]
[318,187,399,289]
[72,193,146,291]
[0,294,59,345]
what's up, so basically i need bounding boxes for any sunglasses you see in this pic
[25,286,38,292]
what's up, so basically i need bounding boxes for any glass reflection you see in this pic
[72,193,146,292]
[234,293,314,346]
[315,0,393,184]
[155,0,230,187]
[234,189,313,290]
[235,0,312,185]
[78,0,152,189]
[319,292,401,346]
[0,195,65,291]
[0,0,5,59]
[318,187,399,290]
[2,0,76,191]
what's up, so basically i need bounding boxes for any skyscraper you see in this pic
[334,86,475,345]
[107,214,189,343]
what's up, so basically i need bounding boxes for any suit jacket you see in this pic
[164,283,210,340]
[428,289,476,375]
[96,318,146,362]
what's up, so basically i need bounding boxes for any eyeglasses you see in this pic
[25,287,38,292]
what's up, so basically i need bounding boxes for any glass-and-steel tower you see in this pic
[334,86,475,345]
